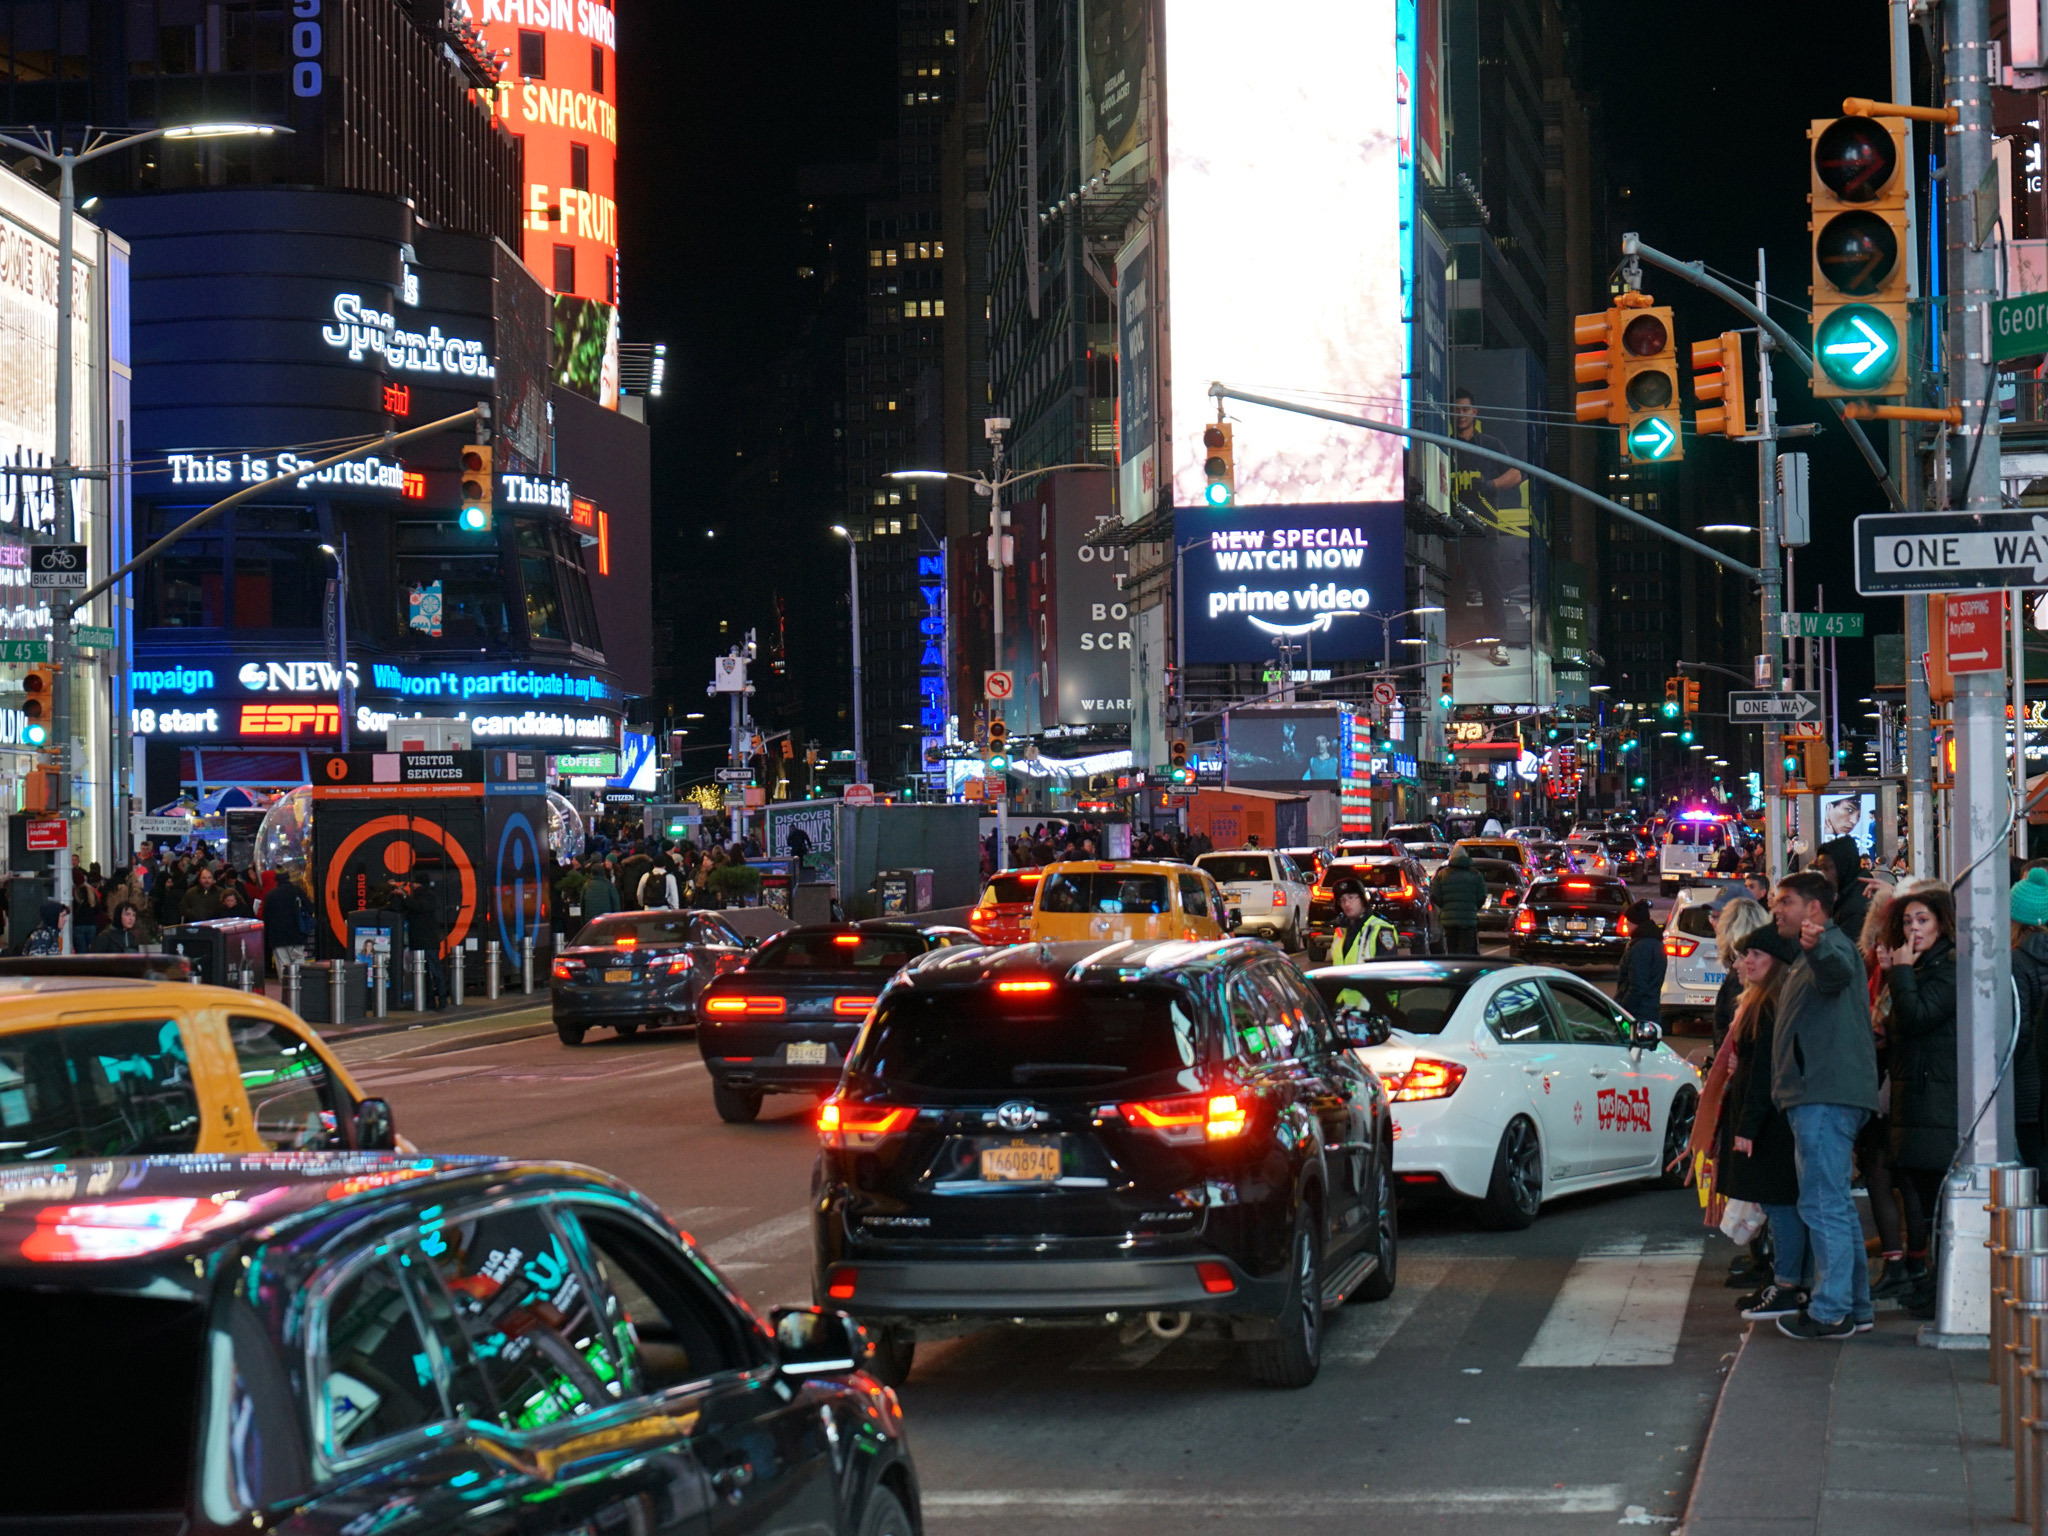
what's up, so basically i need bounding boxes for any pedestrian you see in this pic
[1326,876,1399,967]
[263,873,310,979]
[1616,900,1666,1027]
[91,902,141,953]
[23,900,64,956]
[181,867,223,922]
[580,858,621,922]
[1430,846,1487,955]
[1878,884,1958,1320]
[1743,872,1771,906]
[638,856,680,910]
[1711,897,1770,1057]
[2010,867,2048,1176]
[1747,870,1881,1339]
[401,877,448,1008]
[1817,837,1871,949]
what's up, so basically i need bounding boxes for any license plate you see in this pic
[981,1141,1061,1182]
[1566,919,1589,932]
[604,968,632,984]
[786,1042,829,1066]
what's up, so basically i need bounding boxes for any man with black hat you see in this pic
[1327,875,1400,967]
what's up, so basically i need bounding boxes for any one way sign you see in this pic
[1856,510,2048,595]
[1727,691,1825,723]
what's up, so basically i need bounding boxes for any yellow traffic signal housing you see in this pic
[1201,424,1235,508]
[20,664,54,748]
[1615,295,1682,463]
[987,719,1008,752]
[1664,676,1681,709]
[1788,735,1832,792]
[1684,679,1701,713]
[1808,113,1910,398]
[1573,308,1624,426]
[1691,331,1749,438]
[459,444,495,532]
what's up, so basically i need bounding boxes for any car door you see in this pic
[1259,960,1375,1241]
[564,1203,841,1536]
[1477,978,1590,1180]
[226,1013,354,1151]
[690,915,752,980]
[1543,980,1653,1173]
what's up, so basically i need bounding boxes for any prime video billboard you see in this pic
[1165,0,1405,507]
[1179,504,1405,664]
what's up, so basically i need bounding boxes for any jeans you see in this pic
[1760,1201,1813,1288]
[1788,1102,1874,1326]
[1444,924,1479,956]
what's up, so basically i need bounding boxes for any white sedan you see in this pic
[1307,960,1702,1230]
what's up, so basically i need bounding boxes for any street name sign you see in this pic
[1855,510,2048,595]
[1996,293,2048,362]
[0,640,48,663]
[1780,612,1865,638]
[28,545,86,588]
[1728,690,1825,722]
[73,624,115,650]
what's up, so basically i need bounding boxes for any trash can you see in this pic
[874,868,934,915]
[163,919,265,986]
[298,960,369,1024]
[748,858,798,914]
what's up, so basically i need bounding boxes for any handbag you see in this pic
[1719,1198,1766,1245]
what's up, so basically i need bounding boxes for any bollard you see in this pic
[286,959,302,1016]
[239,965,256,993]
[2010,1248,2048,1459]
[486,940,501,1000]
[372,953,388,1019]
[1999,1201,2048,1388]
[2026,1310,2048,1526]
[411,949,429,1014]
[451,944,466,1008]
[1991,1167,2041,1376]
[521,934,535,994]
[329,960,346,1026]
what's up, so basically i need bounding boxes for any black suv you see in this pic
[0,1153,919,1535]
[811,938,1398,1389]
[1307,855,1439,958]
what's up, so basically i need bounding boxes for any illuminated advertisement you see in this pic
[475,0,622,408]
[1177,503,1405,664]
[1050,473,1132,726]
[1164,0,1404,507]
[132,656,616,704]
[1226,709,1347,787]
[1447,350,1549,706]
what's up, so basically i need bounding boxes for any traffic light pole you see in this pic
[1753,251,1789,881]
[1893,0,1936,880]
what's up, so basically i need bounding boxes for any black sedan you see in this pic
[698,921,974,1122]
[1508,873,1634,968]
[0,1152,920,1536]
[551,909,753,1045]
[1307,855,1440,958]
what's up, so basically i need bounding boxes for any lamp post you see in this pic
[0,121,285,946]
[829,526,866,785]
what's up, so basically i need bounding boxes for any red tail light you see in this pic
[613,936,637,948]
[1513,909,1536,934]
[1386,1057,1467,1102]
[1271,890,1287,907]
[817,1098,915,1150]
[826,1267,858,1300]
[833,995,880,1016]
[551,959,573,979]
[1565,881,1593,891]
[1195,1261,1236,1295]
[832,934,863,947]
[703,994,787,1017]
[1119,1089,1248,1145]
[1664,937,1699,958]
[997,979,1054,994]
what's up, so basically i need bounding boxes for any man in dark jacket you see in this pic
[1749,869,1881,1340]
[180,867,223,922]
[1817,837,1870,948]
[1616,900,1666,1023]
[1430,846,1488,955]
[262,877,309,978]
[400,877,447,1008]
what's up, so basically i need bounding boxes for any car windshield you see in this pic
[1037,871,1171,915]
[1199,855,1273,883]
[573,913,709,946]
[1327,861,1409,889]
[850,984,1204,1094]
[0,1020,201,1165]
[750,931,923,970]
[1472,859,1522,885]
[1527,879,1629,906]
[1386,825,1439,842]
[1308,972,1475,1036]
[983,873,1042,905]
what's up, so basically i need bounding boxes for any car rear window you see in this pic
[983,873,1042,905]
[1037,871,1171,915]
[1472,859,1522,884]
[0,1019,201,1165]
[1674,903,1720,938]
[574,913,697,945]
[1527,879,1629,905]
[850,985,1204,1093]
[0,1291,203,1514]
[1307,973,1474,1035]
[751,931,924,970]
[1199,855,1272,883]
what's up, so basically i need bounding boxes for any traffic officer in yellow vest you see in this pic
[1327,875,1400,965]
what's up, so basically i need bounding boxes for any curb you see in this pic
[1677,1320,1752,1535]
[320,999,553,1048]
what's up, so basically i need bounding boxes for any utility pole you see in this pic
[1897,0,1935,878]
[1934,0,2015,1344]
[985,417,1011,872]
[1754,250,1788,878]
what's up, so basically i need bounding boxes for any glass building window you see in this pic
[569,143,588,192]
[590,43,604,92]
[139,504,322,634]
[396,517,510,647]
[553,243,575,294]
[518,28,544,78]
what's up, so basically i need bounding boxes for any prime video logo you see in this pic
[133,666,216,696]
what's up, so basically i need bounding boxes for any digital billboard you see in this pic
[1164,0,1405,507]
[1177,503,1406,665]
[1051,473,1133,726]
[1226,709,1347,787]
[475,0,621,408]
[1447,348,1549,706]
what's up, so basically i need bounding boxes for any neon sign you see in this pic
[167,450,407,496]
[321,293,496,379]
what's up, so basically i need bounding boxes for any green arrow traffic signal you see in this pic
[1814,304,1900,390]
[1626,415,1677,460]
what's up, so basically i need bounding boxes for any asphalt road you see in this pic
[331,888,1739,1534]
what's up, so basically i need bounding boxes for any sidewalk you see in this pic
[1683,1312,2005,1535]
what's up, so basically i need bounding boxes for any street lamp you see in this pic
[829,526,866,785]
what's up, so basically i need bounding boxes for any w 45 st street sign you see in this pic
[1855,511,2048,595]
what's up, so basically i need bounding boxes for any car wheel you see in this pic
[712,1080,764,1123]
[1248,1209,1323,1388]
[860,1324,916,1388]
[555,1020,586,1047]
[1474,1116,1543,1230]
[1283,915,1301,952]
[1354,1136,1398,1303]
[857,1486,915,1536]
[1655,1089,1698,1190]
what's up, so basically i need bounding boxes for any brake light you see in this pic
[703,994,787,1016]
[997,979,1054,994]
[1386,1058,1467,1102]
[1119,1090,1248,1145]
[834,995,880,1016]
[551,959,573,979]
[826,1267,857,1300]
[1513,909,1536,933]
[661,954,694,975]
[1272,890,1287,907]
[1098,863,1117,871]
[614,936,637,948]
[1565,881,1592,891]
[817,1098,915,1150]
[833,934,863,947]
[1664,937,1700,958]
[1195,1261,1236,1295]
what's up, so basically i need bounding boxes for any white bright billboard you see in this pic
[1165,0,1406,508]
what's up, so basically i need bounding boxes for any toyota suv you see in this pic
[811,939,1398,1390]
[1196,849,1311,949]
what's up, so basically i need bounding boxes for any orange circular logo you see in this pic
[323,814,477,958]
[325,758,350,781]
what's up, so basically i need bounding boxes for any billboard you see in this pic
[1177,503,1406,665]
[1447,349,1548,706]
[1083,0,1150,176]
[475,0,621,408]
[1116,226,1158,522]
[1227,709,1347,787]
[1051,473,1132,725]
[1165,0,1405,507]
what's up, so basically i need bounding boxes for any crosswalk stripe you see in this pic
[703,1209,811,1263]
[1519,1233,1703,1367]
[1325,1255,1455,1363]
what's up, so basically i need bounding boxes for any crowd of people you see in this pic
[984,818,1216,873]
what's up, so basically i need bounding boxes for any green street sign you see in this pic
[1625,416,1678,460]
[1814,304,1901,390]
[1995,293,2048,362]
[1781,612,1865,639]
[73,624,115,651]
[0,640,49,663]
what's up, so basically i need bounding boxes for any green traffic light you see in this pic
[459,505,492,532]
[1203,481,1233,509]
[1626,415,1678,460]
[1813,304,1900,390]
[21,722,45,747]
[988,753,1011,774]
[1661,700,1680,719]
[1631,776,1645,788]
[1679,729,1694,744]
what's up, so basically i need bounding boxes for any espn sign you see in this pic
[240,703,342,737]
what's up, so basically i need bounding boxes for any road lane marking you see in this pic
[924,1486,1626,1516]
[1519,1234,1703,1367]
[703,1209,811,1263]
[1325,1255,1456,1363]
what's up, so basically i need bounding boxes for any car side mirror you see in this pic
[1630,1020,1663,1052]
[354,1097,396,1151]
[744,935,761,949]
[1335,1006,1391,1049]
[1226,905,1243,929]
[770,1305,863,1377]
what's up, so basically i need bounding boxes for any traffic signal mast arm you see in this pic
[1208,382,1761,582]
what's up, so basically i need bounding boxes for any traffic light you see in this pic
[1580,296,1683,461]
[1684,679,1701,714]
[1574,305,1625,427]
[1808,112,1909,398]
[987,719,1010,774]
[1679,727,1695,745]
[1781,734,1832,791]
[1168,738,1192,786]
[1662,677,1681,718]
[1690,331,1749,438]
[459,444,494,532]
[1439,671,1454,708]
[1201,424,1235,508]
[20,664,53,748]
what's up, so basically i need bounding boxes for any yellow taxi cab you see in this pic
[1026,859,1234,944]
[0,965,399,1164]
[1454,837,1530,869]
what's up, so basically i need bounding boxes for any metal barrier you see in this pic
[411,949,429,1014]
[285,960,301,1016]
[486,940,501,1000]
[328,962,346,1026]
[2006,1218,2048,1449]
[1995,1169,2042,1379]
[450,944,466,1008]
[372,954,388,1019]
[2017,1252,2048,1524]
[521,935,535,994]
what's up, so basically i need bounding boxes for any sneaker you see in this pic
[1872,1257,1927,1300]
[1853,1318,1876,1333]
[1741,1283,1809,1320]
[1777,1309,1857,1341]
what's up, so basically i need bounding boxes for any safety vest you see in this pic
[1330,914,1399,966]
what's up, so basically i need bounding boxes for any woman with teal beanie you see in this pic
[2010,867,2048,1171]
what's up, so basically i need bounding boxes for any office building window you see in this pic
[518,28,545,79]
[570,143,589,192]
[591,44,604,93]
[553,244,575,295]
